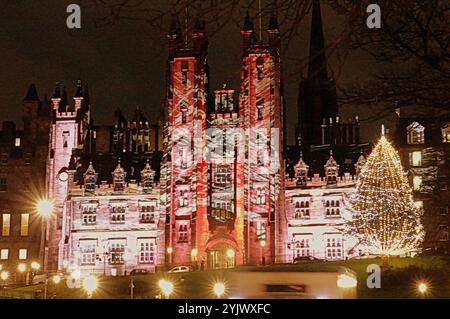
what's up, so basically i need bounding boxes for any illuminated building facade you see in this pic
[163,12,286,268]
[285,151,365,261]
[59,161,164,276]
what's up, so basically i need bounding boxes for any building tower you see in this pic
[45,82,87,271]
[164,13,210,267]
[297,0,338,147]
[239,11,286,264]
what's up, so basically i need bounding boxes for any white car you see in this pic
[167,266,190,273]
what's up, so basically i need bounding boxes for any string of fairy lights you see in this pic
[348,133,424,256]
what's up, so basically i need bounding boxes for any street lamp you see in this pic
[36,197,55,271]
[213,282,226,298]
[0,270,8,288]
[417,281,428,297]
[158,279,174,299]
[17,263,27,273]
[259,240,266,266]
[167,247,173,267]
[191,248,198,270]
[226,249,235,268]
[83,275,98,298]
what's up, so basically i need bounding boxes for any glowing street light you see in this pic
[83,275,98,298]
[226,249,235,259]
[17,263,27,273]
[418,282,428,295]
[52,275,62,285]
[167,247,173,254]
[36,198,55,218]
[31,261,41,271]
[191,248,198,259]
[213,282,226,298]
[158,279,174,299]
[0,271,8,281]
[71,269,81,280]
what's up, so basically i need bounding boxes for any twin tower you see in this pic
[162,12,286,268]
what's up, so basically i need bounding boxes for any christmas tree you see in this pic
[348,128,424,256]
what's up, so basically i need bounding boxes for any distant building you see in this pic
[395,113,450,254]
[0,84,51,278]
[285,151,365,261]
[60,160,164,276]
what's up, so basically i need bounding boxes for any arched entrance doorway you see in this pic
[207,243,236,270]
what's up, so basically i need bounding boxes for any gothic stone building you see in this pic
[161,11,286,269]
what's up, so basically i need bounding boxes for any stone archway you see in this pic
[205,237,239,270]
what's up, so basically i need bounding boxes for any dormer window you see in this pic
[140,160,155,192]
[294,152,309,186]
[406,122,425,144]
[324,151,339,185]
[112,160,126,192]
[83,162,98,193]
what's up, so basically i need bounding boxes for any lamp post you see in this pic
[259,240,266,266]
[36,198,54,272]
[0,271,8,288]
[191,248,198,271]
[226,249,235,268]
[167,247,173,268]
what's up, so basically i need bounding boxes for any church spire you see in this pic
[308,0,328,80]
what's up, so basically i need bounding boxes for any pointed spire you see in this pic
[268,9,279,31]
[243,10,254,31]
[168,13,182,38]
[325,149,338,167]
[59,86,68,112]
[24,84,39,101]
[52,82,61,99]
[308,0,328,80]
[74,80,83,97]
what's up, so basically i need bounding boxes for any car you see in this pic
[130,269,150,276]
[31,272,66,285]
[292,256,320,264]
[167,266,190,273]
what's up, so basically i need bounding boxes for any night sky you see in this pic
[0,0,390,144]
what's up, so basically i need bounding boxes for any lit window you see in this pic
[138,240,155,264]
[414,201,423,209]
[0,178,7,191]
[178,224,188,243]
[20,213,29,236]
[15,137,21,147]
[2,214,10,236]
[19,249,27,260]
[0,249,8,260]
[406,122,425,144]
[409,151,422,167]
[413,176,422,191]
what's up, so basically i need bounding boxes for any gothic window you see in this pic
[138,240,155,264]
[294,239,311,258]
[256,221,266,241]
[63,131,69,148]
[406,122,425,144]
[82,206,97,225]
[256,187,266,205]
[111,206,126,224]
[178,224,189,243]
[215,166,231,185]
[182,111,187,124]
[140,206,155,223]
[442,123,450,143]
[325,200,341,217]
[256,98,264,120]
[179,190,189,207]
[109,242,125,264]
[181,61,188,85]
[180,148,188,169]
[80,241,96,265]
[256,57,264,80]
[326,237,342,260]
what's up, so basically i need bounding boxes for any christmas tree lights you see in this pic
[348,129,424,256]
